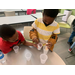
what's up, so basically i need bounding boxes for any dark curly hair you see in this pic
[43,9,59,18]
[0,24,16,40]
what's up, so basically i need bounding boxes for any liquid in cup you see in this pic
[40,54,48,64]
[13,46,19,53]
[43,45,49,54]
[37,43,43,50]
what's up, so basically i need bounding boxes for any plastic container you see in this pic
[40,54,48,64]
[25,51,32,61]
[0,51,6,64]
[43,45,49,54]
[37,43,43,50]
[13,46,19,53]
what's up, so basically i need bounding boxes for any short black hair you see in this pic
[43,9,59,18]
[0,24,16,40]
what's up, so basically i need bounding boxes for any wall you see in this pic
[60,9,75,15]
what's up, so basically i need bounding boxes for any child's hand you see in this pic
[32,38,39,44]
[33,43,37,48]
[46,42,52,49]
[17,42,21,46]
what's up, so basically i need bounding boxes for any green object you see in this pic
[60,9,75,15]
[26,40,33,43]
[26,40,36,44]
[58,22,70,28]
[58,14,75,33]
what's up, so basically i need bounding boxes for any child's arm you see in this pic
[47,23,60,48]
[22,40,37,47]
[48,34,58,45]
[46,34,58,49]
[29,28,39,44]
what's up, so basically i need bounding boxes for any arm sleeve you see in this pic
[1,47,12,54]
[48,24,60,45]
[48,34,58,45]
[53,24,60,34]
[29,19,38,40]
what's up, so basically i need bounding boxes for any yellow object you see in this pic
[32,18,60,44]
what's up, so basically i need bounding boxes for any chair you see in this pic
[58,15,75,33]
[26,9,36,15]
[23,26,32,40]
[4,11,15,17]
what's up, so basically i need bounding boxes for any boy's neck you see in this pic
[2,38,7,42]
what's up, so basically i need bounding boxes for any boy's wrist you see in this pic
[32,36,37,40]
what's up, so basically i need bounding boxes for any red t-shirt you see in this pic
[0,30,25,54]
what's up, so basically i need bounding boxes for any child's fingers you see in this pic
[46,43,52,46]
[46,42,52,49]
[33,39,39,44]
[33,44,37,48]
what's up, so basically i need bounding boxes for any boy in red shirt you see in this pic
[0,24,37,54]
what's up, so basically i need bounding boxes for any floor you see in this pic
[1,11,75,65]
[54,30,75,65]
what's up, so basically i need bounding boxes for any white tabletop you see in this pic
[31,13,65,19]
[0,15,36,25]
[0,9,23,12]
[0,45,65,65]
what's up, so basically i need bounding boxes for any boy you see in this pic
[0,24,37,54]
[29,9,60,52]
[68,41,75,52]
[67,19,75,46]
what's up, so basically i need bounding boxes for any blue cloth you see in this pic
[70,42,75,49]
[68,31,75,43]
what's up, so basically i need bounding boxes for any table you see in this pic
[0,9,25,15]
[0,45,65,65]
[0,15,36,25]
[31,13,65,19]
[0,9,22,12]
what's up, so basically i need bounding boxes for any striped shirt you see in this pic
[32,18,60,44]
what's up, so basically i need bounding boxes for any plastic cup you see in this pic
[43,45,49,54]
[37,43,43,50]
[40,54,48,64]
[25,52,32,61]
[13,46,19,53]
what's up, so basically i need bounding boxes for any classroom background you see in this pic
[0,9,75,65]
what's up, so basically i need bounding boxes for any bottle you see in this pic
[0,51,6,64]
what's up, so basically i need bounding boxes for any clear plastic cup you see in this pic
[43,45,49,54]
[40,54,48,64]
[13,46,19,53]
[37,43,43,50]
[25,51,32,61]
